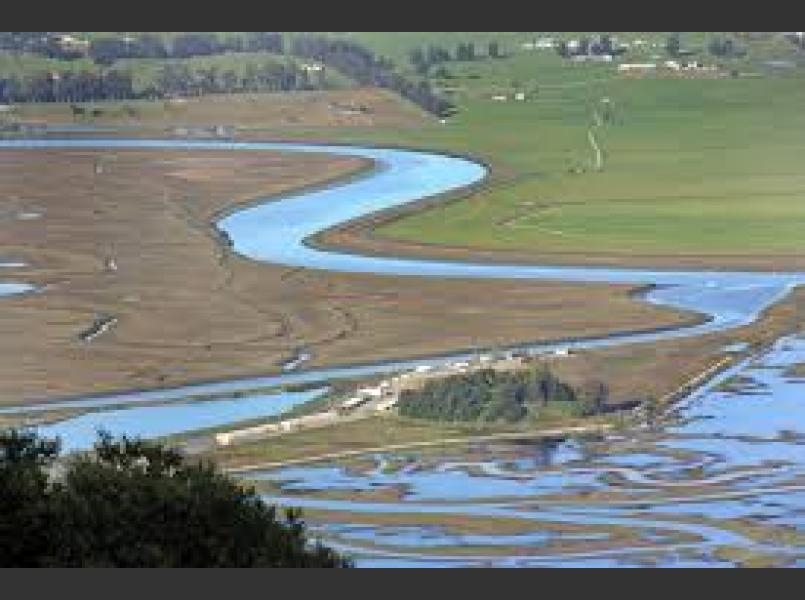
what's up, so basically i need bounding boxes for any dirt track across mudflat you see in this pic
[0,147,701,404]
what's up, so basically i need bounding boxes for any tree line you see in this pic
[0,70,135,103]
[0,429,351,567]
[0,32,285,65]
[289,34,455,117]
[408,40,506,75]
[88,32,284,66]
[707,36,747,58]
[397,365,609,424]
[667,33,747,60]
[784,33,805,50]
[148,60,324,97]
[0,32,85,60]
[0,59,326,104]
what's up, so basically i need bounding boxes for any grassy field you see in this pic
[283,33,805,269]
[2,88,427,131]
[375,76,805,266]
[204,414,618,470]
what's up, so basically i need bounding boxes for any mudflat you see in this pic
[0,147,694,403]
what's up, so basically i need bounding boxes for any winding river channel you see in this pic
[3,138,805,566]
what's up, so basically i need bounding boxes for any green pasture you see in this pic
[332,40,805,262]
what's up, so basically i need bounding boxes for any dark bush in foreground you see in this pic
[0,430,352,567]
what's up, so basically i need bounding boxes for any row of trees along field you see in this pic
[0,70,135,103]
[0,32,284,65]
[666,33,747,58]
[91,32,284,64]
[289,34,456,117]
[408,41,507,75]
[397,365,610,424]
[0,429,351,567]
[785,33,805,49]
[0,60,326,104]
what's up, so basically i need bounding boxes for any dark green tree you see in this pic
[397,363,596,423]
[466,41,476,60]
[598,35,614,56]
[0,430,352,567]
[409,47,427,75]
[488,41,501,58]
[666,33,682,57]
[577,381,609,416]
[456,42,477,61]
[643,396,662,429]
[0,430,59,566]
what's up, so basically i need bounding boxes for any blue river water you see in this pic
[36,388,326,453]
[0,282,33,297]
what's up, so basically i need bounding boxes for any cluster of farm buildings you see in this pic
[487,36,730,103]
[520,35,659,54]
[617,60,723,75]
[519,35,725,75]
[48,33,91,55]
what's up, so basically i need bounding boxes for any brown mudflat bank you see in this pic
[0,147,696,403]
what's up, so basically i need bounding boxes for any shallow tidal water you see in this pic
[0,281,33,296]
[247,336,805,567]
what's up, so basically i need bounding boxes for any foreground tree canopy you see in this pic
[0,429,352,567]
